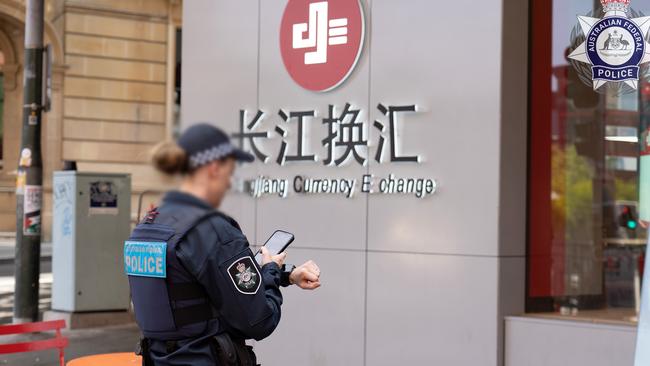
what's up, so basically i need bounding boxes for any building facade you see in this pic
[0,0,182,238]
[182,0,645,365]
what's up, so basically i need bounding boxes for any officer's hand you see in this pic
[261,246,287,268]
[290,260,321,290]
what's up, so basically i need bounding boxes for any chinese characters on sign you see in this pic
[232,103,437,200]
[233,103,422,166]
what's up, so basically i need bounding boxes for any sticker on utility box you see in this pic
[124,241,167,278]
[89,181,118,215]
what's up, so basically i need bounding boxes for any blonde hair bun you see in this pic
[151,141,188,175]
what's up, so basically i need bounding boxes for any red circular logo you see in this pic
[280,0,365,92]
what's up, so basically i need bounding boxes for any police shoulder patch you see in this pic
[227,256,261,295]
[124,241,167,278]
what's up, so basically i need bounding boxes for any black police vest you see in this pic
[126,205,220,340]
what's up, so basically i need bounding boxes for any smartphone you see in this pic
[254,230,295,264]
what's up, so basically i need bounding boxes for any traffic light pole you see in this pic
[14,0,44,323]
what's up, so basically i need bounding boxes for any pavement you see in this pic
[0,324,141,365]
[0,233,141,366]
[0,233,51,263]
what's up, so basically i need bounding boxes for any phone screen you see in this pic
[254,230,294,264]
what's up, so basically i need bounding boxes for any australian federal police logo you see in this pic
[569,0,650,91]
[227,256,260,295]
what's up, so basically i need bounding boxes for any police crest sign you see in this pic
[227,257,260,295]
[569,0,650,91]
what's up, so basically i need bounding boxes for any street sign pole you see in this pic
[14,0,44,323]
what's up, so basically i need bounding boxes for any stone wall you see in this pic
[0,0,182,238]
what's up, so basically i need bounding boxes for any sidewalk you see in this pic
[0,233,52,263]
[0,234,140,365]
[0,273,140,365]
[0,324,141,365]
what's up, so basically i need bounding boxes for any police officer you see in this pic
[125,123,321,366]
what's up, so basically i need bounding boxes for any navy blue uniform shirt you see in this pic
[148,191,283,366]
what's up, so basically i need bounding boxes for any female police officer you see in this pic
[125,123,321,366]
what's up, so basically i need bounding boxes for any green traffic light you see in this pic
[627,220,638,230]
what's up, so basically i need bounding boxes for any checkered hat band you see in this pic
[188,143,235,169]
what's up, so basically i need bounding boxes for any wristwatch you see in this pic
[280,264,296,287]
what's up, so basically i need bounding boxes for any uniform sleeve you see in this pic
[177,220,283,341]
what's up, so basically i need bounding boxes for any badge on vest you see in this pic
[124,241,167,278]
[227,256,260,295]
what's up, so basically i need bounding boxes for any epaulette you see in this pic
[142,207,160,224]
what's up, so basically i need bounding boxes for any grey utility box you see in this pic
[52,171,131,312]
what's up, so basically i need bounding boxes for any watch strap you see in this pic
[280,264,296,287]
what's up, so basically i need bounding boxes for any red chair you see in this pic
[0,320,69,366]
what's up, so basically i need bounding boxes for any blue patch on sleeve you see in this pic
[124,241,167,278]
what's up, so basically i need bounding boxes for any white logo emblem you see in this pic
[292,1,349,65]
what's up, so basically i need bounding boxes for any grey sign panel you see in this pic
[253,248,365,365]
[255,0,370,251]
[366,253,500,365]
[182,0,260,237]
[367,0,501,257]
[182,0,526,364]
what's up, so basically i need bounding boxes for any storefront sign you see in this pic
[568,0,650,92]
[234,103,422,166]
[233,103,438,199]
[233,2,434,200]
[240,174,437,199]
[280,0,365,92]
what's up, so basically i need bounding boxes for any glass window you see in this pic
[528,0,650,323]
[173,28,182,139]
